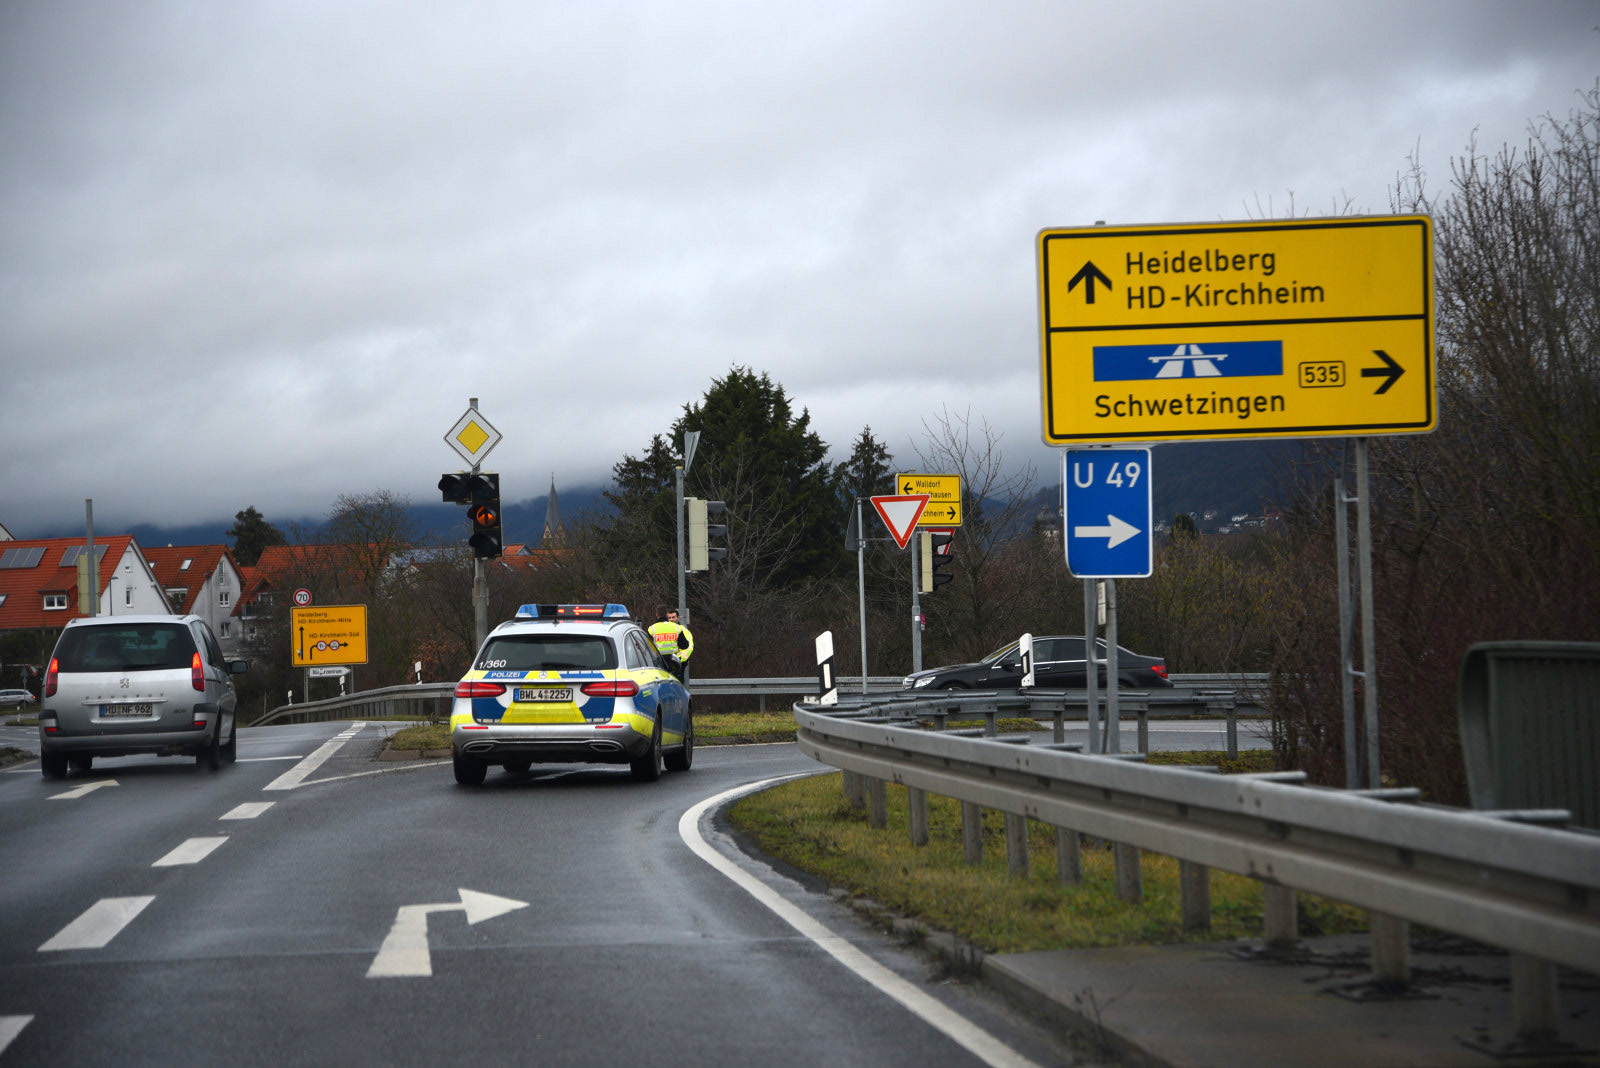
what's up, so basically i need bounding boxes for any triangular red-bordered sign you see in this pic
[870,494,930,549]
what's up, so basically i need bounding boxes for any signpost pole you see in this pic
[1083,579,1100,754]
[857,499,869,694]
[1356,438,1381,789]
[1105,578,1120,753]
[910,538,923,674]
[1336,458,1360,789]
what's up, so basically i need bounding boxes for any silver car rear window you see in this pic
[53,623,196,672]
[476,635,617,672]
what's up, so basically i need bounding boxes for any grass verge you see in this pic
[725,753,1367,955]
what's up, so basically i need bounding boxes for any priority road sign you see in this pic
[1037,216,1435,444]
[870,494,930,550]
[445,405,503,467]
[1063,448,1152,578]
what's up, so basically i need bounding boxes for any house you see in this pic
[142,545,248,656]
[0,535,168,636]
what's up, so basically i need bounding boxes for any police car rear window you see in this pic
[53,623,196,672]
[476,635,617,672]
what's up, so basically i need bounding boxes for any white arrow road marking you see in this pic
[221,802,275,820]
[0,1016,32,1055]
[152,836,228,867]
[47,779,119,800]
[1073,513,1140,549]
[366,888,529,978]
[680,778,1043,1068]
[264,722,366,791]
[39,896,155,951]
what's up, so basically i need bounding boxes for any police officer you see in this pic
[648,609,694,681]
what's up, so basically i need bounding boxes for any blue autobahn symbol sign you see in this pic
[1063,448,1153,578]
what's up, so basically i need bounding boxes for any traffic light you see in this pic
[919,530,954,593]
[467,472,502,559]
[439,472,473,504]
[686,497,727,571]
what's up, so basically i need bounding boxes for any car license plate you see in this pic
[515,687,573,703]
[101,703,153,717]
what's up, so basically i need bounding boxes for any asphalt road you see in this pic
[0,722,1086,1067]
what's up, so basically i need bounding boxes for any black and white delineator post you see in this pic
[815,630,837,706]
[1019,632,1036,689]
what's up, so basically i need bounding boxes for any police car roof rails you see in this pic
[514,603,630,620]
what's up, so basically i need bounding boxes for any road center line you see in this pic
[152,836,228,867]
[39,896,155,951]
[680,777,1042,1068]
[0,1016,32,1055]
[221,802,275,820]
[263,723,367,791]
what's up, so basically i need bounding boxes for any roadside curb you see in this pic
[378,747,450,761]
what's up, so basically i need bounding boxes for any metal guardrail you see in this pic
[250,672,1269,727]
[791,691,1600,1042]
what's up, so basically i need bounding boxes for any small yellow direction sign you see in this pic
[897,473,962,527]
[1037,216,1435,444]
[291,604,369,667]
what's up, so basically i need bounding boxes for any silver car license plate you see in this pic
[101,703,153,717]
[515,687,573,703]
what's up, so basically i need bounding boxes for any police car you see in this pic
[449,604,692,785]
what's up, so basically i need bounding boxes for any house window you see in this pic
[44,593,68,610]
[220,622,231,638]
[125,585,132,606]
[180,558,193,571]
[219,591,231,606]
[0,594,7,607]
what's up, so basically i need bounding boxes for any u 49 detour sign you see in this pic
[1037,216,1435,444]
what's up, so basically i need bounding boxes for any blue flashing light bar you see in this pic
[515,603,630,621]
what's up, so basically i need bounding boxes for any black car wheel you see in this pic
[196,727,221,771]
[630,718,663,782]
[938,681,968,690]
[664,707,694,773]
[69,754,94,774]
[41,752,68,779]
[222,718,238,763]
[453,751,487,786]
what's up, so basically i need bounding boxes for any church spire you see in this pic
[541,476,567,548]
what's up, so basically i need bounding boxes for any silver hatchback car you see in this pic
[38,614,249,778]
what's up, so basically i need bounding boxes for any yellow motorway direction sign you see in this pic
[1037,216,1435,444]
[897,473,962,527]
[291,604,369,667]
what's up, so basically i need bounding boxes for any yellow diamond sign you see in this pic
[445,407,503,466]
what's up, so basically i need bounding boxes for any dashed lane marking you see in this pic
[39,896,155,951]
[152,836,228,867]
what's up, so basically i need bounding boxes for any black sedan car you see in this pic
[902,636,1171,691]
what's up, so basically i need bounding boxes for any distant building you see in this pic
[0,535,167,633]
[143,545,248,656]
[542,478,568,548]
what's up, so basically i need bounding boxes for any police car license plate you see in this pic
[515,687,573,703]
[101,703,153,717]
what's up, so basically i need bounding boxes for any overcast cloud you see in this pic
[2,1,1596,536]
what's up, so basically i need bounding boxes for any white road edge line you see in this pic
[0,1016,32,1055]
[263,722,367,791]
[679,776,1043,1068]
[152,836,228,867]
[39,896,155,951]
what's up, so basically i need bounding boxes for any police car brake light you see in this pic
[581,680,639,697]
[455,681,507,698]
[515,603,631,620]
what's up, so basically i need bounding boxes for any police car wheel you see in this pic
[630,719,663,782]
[664,708,693,773]
[453,751,487,786]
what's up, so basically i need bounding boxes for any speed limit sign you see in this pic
[293,588,313,607]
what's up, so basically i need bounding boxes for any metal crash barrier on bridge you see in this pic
[793,690,1600,1050]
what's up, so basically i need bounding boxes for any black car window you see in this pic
[476,634,618,672]
[624,632,654,670]
[54,624,197,672]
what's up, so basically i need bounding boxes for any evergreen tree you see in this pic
[226,506,286,566]
[832,426,897,508]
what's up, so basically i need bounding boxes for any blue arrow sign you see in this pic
[1063,448,1152,578]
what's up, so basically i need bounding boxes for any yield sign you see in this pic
[869,494,929,549]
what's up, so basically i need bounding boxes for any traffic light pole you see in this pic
[471,458,489,653]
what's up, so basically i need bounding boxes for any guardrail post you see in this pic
[867,777,887,829]
[843,771,866,808]
[1510,953,1560,1042]
[1055,828,1081,885]
[1113,843,1142,903]
[1137,707,1149,754]
[908,787,929,846]
[1179,860,1211,932]
[1005,814,1029,878]
[961,802,983,864]
[1369,913,1410,984]
[1261,884,1297,947]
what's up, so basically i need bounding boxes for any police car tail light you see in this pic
[454,681,507,698]
[580,680,638,698]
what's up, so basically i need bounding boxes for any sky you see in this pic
[3,1,1596,538]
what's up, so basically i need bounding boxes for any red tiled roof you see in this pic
[142,544,236,615]
[0,535,139,630]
